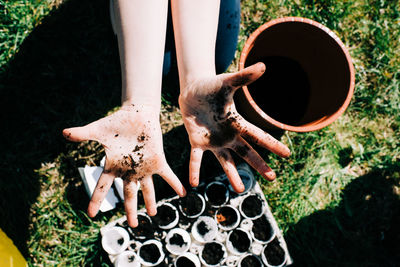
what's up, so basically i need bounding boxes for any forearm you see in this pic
[113,0,168,109]
[171,0,220,90]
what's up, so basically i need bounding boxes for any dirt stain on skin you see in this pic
[133,145,143,152]
[137,132,148,142]
[234,144,250,157]
[209,119,237,147]
[230,75,251,88]
[116,140,145,181]
[207,85,231,117]
[218,150,229,161]
[204,85,241,147]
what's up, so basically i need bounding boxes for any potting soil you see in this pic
[139,243,161,264]
[197,220,210,236]
[176,256,196,267]
[206,183,227,205]
[242,195,262,218]
[241,255,262,267]
[152,204,175,226]
[229,229,250,252]
[264,238,286,266]
[169,233,187,247]
[179,192,203,216]
[202,242,224,265]
[252,215,273,241]
[131,215,153,238]
[216,206,237,227]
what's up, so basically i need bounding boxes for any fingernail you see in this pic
[62,129,72,139]
[128,217,138,228]
[148,207,157,217]
[258,62,266,72]
[180,187,187,197]
[236,183,245,193]
[264,170,276,181]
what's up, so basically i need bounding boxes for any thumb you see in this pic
[62,124,96,142]
[225,62,266,88]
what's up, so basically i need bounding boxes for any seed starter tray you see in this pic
[100,164,293,266]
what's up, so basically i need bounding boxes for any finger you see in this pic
[124,179,139,228]
[87,170,115,217]
[140,176,157,216]
[189,147,204,187]
[233,118,290,158]
[158,165,187,197]
[231,136,276,181]
[225,62,266,88]
[214,148,245,193]
[62,122,97,142]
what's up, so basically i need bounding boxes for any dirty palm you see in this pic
[63,63,290,227]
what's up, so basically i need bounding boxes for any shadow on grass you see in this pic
[285,164,400,267]
[0,0,121,256]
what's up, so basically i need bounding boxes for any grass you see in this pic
[1,0,399,266]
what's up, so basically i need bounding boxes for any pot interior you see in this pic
[243,21,351,127]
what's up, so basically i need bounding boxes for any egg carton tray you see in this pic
[100,164,293,267]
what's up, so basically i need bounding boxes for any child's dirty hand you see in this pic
[62,104,186,227]
[179,63,290,193]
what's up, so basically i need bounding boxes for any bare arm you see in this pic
[63,0,186,228]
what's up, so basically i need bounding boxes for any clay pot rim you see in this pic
[239,16,355,132]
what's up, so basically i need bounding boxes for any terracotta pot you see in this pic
[235,17,355,132]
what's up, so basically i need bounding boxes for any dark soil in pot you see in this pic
[248,56,310,126]
[252,215,273,242]
[241,195,263,218]
[196,220,211,236]
[176,256,196,267]
[179,192,203,217]
[202,242,224,265]
[169,233,187,248]
[131,215,154,238]
[229,229,250,253]
[216,206,238,227]
[264,238,286,266]
[152,204,176,227]
[139,243,161,264]
[127,254,136,263]
[205,183,228,206]
[241,255,262,267]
